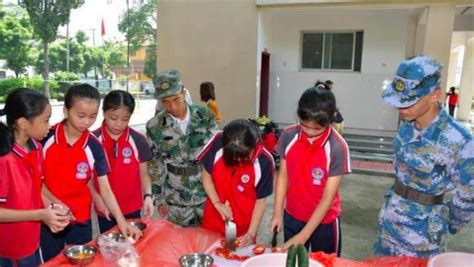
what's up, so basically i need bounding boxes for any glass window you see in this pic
[302,31,363,71]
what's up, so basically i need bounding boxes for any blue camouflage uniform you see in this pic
[374,55,474,258]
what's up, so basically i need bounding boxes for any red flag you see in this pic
[101,18,106,36]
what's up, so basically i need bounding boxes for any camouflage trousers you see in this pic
[164,202,204,227]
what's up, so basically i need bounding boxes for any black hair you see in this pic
[297,87,336,127]
[103,90,136,114]
[449,87,456,93]
[0,88,49,156]
[325,80,334,86]
[222,119,259,166]
[64,83,101,109]
[200,81,216,102]
[314,80,329,90]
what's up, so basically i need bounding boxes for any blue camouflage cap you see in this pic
[381,55,443,108]
[152,69,184,99]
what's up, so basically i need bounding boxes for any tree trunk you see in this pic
[43,42,51,99]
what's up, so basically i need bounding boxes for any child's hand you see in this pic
[214,200,232,221]
[94,197,111,220]
[236,232,255,248]
[269,215,283,234]
[118,220,142,242]
[41,208,70,233]
[282,233,308,251]
[142,196,154,218]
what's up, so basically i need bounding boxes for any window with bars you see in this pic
[301,31,363,71]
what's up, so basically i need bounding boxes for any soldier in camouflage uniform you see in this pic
[374,55,473,258]
[146,70,218,226]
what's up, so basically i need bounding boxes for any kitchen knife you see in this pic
[225,219,237,251]
[271,227,278,248]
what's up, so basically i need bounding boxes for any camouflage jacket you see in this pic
[374,106,473,257]
[146,104,218,207]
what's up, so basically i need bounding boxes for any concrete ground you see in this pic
[255,173,474,259]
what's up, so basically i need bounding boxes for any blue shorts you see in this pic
[284,211,341,255]
[0,249,41,267]
[97,209,141,233]
[39,221,92,262]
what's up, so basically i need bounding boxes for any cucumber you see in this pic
[296,244,309,267]
[285,244,296,267]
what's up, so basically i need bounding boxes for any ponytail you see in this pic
[0,123,13,156]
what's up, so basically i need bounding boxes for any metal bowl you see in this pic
[130,221,147,231]
[63,245,97,265]
[179,253,214,267]
[100,231,127,243]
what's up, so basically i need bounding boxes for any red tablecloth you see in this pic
[42,218,429,267]
[42,218,221,267]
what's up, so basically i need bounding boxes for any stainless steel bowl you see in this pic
[130,221,147,231]
[179,253,214,267]
[63,244,97,265]
[101,231,127,243]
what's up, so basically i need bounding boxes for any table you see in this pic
[43,218,429,267]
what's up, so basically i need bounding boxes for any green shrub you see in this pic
[52,71,81,96]
[0,76,59,98]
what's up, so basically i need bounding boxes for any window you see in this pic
[302,31,363,71]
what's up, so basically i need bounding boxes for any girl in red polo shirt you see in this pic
[270,87,351,255]
[40,84,141,262]
[198,119,274,247]
[0,88,70,267]
[90,90,154,233]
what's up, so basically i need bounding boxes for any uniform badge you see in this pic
[160,81,170,90]
[394,79,405,92]
[311,167,324,185]
[237,185,245,192]
[241,174,250,184]
[76,162,89,179]
[122,147,132,164]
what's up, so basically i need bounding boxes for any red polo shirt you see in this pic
[198,132,274,237]
[92,124,153,216]
[42,122,110,222]
[276,125,351,223]
[0,140,43,259]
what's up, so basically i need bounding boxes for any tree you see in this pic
[18,0,84,98]
[0,7,35,77]
[144,44,156,78]
[118,0,157,75]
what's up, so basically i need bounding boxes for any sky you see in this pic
[4,0,130,46]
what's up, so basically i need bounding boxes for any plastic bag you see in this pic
[97,234,139,267]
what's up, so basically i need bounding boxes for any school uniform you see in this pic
[276,125,351,255]
[198,132,274,237]
[40,121,110,262]
[92,123,153,233]
[0,140,43,266]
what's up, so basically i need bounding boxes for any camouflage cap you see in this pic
[381,55,443,108]
[152,69,184,99]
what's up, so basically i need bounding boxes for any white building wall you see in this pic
[264,9,416,132]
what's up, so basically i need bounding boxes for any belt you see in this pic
[393,180,444,205]
[167,163,202,176]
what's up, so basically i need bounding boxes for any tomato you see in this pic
[252,244,266,255]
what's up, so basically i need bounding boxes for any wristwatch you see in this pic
[143,193,154,200]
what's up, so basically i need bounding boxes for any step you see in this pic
[347,141,393,150]
[344,137,392,146]
[343,134,394,143]
[351,159,395,178]
[349,145,393,154]
[350,152,392,163]
[352,168,395,178]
